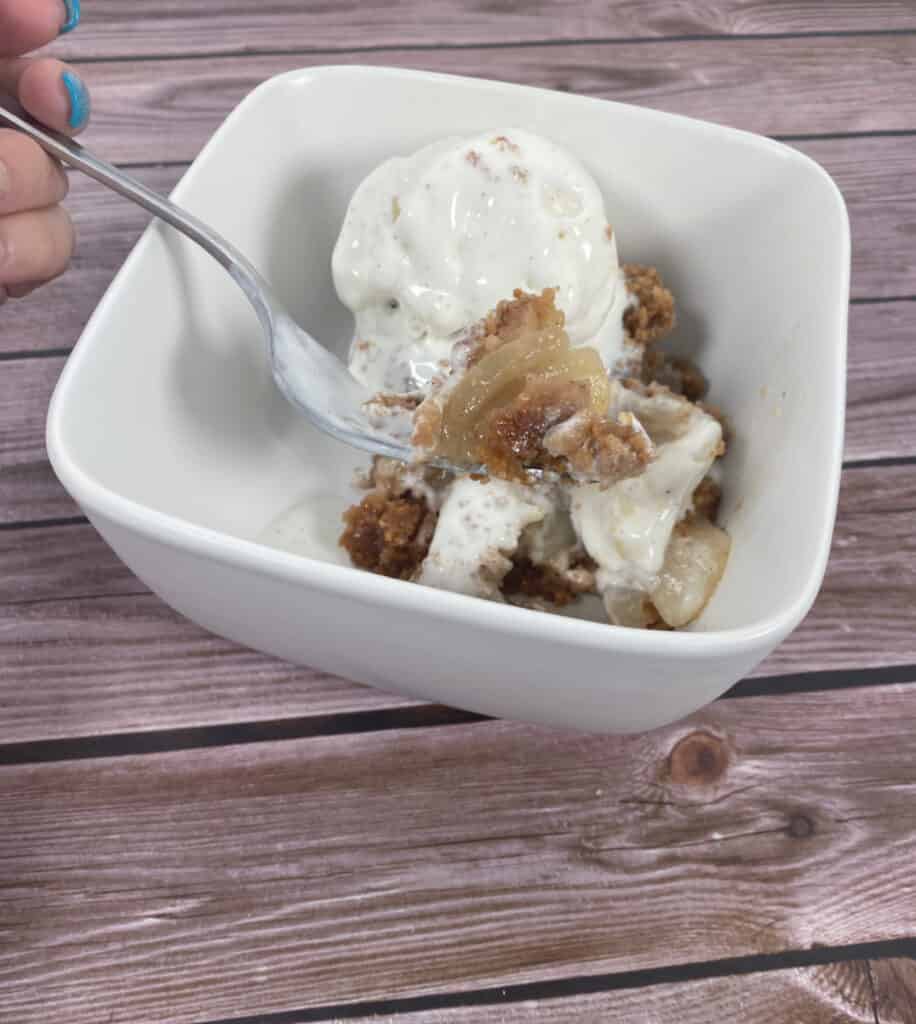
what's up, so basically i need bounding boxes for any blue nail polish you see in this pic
[61,0,81,34]
[62,70,90,131]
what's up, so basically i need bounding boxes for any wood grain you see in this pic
[45,1,916,60]
[60,37,916,169]
[0,593,413,741]
[2,688,916,1022]
[758,464,916,676]
[6,136,915,359]
[1,462,914,743]
[336,960,909,1023]
[872,958,916,1023]
[847,301,916,463]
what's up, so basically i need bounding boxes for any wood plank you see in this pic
[847,301,916,464]
[795,136,916,303]
[0,593,414,740]
[45,1,916,60]
[2,686,915,1022]
[0,356,77,526]
[1,465,914,743]
[337,960,905,1023]
[756,464,916,677]
[62,37,916,169]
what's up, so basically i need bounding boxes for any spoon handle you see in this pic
[0,102,267,294]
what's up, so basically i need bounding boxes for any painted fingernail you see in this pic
[61,0,81,34]
[61,70,90,131]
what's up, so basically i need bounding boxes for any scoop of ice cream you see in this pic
[333,130,627,393]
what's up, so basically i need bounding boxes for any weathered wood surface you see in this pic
[3,6,916,1021]
[2,688,915,1023]
[55,37,916,170]
[334,960,913,1023]
[45,1,916,60]
[0,592,414,744]
[1,464,914,744]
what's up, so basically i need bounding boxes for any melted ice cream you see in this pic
[333,130,628,392]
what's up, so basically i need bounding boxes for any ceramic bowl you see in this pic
[47,66,849,733]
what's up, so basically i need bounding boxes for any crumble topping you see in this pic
[341,265,730,631]
[340,491,434,580]
[623,263,676,345]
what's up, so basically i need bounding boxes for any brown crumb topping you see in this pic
[340,491,434,580]
[623,264,676,345]
[467,287,565,367]
[501,557,594,607]
[691,477,722,523]
[477,378,590,482]
[543,409,654,485]
[642,350,707,401]
[419,288,650,485]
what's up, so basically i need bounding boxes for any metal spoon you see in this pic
[0,102,454,469]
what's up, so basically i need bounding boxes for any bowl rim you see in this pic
[46,63,850,657]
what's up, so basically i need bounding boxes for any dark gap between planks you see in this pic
[140,938,916,1024]
[0,663,914,766]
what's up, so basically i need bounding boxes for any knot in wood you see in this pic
[786,812,815,839]
[667,731,728,786]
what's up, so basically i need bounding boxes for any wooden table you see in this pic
[3,3,916,1021]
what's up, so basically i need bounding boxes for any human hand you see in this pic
[0,0,87,302]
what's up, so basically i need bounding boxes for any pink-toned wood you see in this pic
[1,465,913,742]
[2,688,915,1022]
[0,356,75,525]
[846,301,916,463]
[755,463,916,676]
[0,593,412,740]
[61,37,916,169]
[46,1,916,60]
[871,958,916,1023]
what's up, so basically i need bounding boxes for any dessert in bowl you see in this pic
[46,67,848,733]
[334,129,730,631]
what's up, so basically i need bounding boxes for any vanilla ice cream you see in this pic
[333,130,629,393]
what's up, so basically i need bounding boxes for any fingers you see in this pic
[0,2,82,301]
[0,204,74,286]
[0,130,68,215]
[0,57,90,135]
[0,0,77,58]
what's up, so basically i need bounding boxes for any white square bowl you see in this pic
[47,66,849,734]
